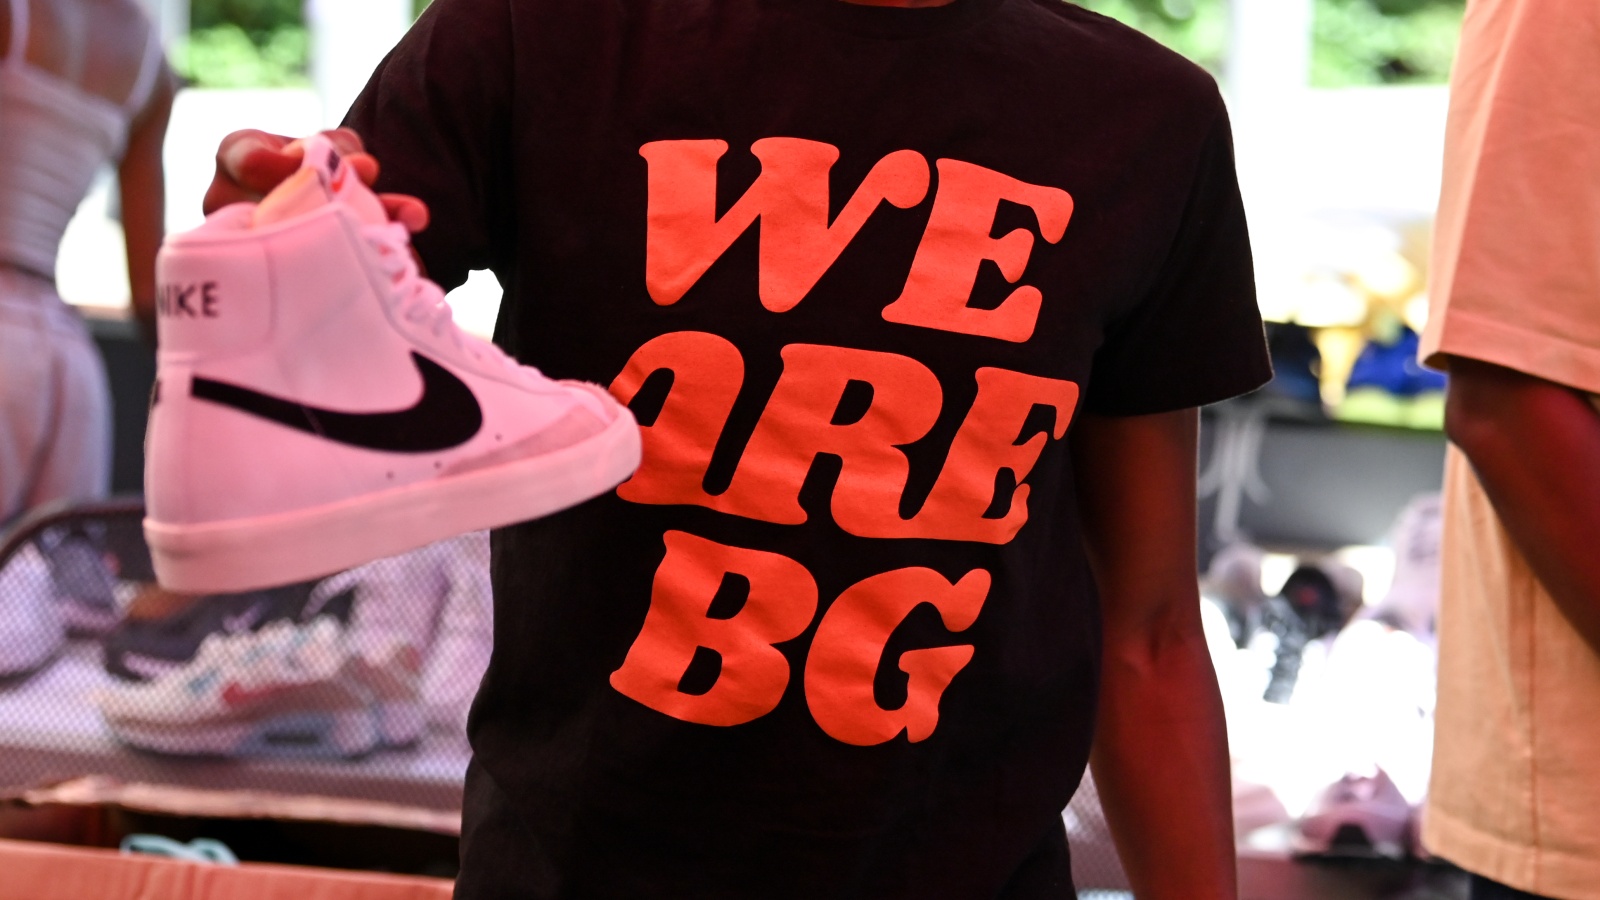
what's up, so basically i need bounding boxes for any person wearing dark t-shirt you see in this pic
[205,0,1271,896]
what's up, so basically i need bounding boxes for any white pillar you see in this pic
[132,0,187,49]
[307,0,412,127]
[1226,0,1315,323]
[1227,0,1313,105]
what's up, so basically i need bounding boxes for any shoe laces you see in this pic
[364,222,459,342]
[361,222,535,380]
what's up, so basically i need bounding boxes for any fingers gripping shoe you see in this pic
[145,137,641,593]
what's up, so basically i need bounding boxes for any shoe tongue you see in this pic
[250,167,325,226]
[251,134,389,229]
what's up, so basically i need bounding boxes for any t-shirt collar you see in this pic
[779,0,1009,38]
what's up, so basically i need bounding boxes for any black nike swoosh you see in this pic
[191,352,483,452]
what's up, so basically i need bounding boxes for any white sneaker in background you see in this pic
[310,538,456,745]
[293,533,490,743]
[0,544,64,677]
[421,531,493,737]
[316,540,453,655]
[94,617,378,758]
[144,135,641,594]
[341,634,426,749]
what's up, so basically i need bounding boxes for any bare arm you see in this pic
[117,65,176,343]
[1443,356,1600,652]
[1074,408,1235,900]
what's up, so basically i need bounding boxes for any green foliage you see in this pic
[175,0,1462,90]
[189,0,304,37]
[176,0,441,88]
[1073,0,1463,86]
[1074,0,1231,72]
[174,22,309,88]
[1312,0,1463,85]
[179,0,307,87]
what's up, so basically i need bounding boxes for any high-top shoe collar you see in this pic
[253,134,388,230]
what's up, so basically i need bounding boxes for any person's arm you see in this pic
[1443,355,1600,652]
[1074,408,1235,900]
[118,65,177,344]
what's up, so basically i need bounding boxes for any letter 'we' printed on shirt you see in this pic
[640,139,930,311]
[641,138,1072,340]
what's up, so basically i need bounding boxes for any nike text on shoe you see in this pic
[144,135,642,593]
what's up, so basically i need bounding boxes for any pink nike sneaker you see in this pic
[145,135,640,593]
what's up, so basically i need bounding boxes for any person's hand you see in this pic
[203,127,429,232]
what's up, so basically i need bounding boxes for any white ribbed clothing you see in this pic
[0,0,162,278]
[0,268,110,526]
[0,0,156,523]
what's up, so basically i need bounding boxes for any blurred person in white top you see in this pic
[0,0,175,527]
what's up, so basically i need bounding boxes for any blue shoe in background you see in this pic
[1338,327,1445,429]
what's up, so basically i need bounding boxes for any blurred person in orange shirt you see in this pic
[1420,1,1600,898]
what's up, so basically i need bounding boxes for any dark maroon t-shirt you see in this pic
[347,0,1269,895]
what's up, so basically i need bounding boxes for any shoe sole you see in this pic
[108,708,379,759]
[145,409,641,594]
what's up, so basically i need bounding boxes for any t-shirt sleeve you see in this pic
[1082,104,1271,416]
[1418,0,1600,394]
[342,0,516,293]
